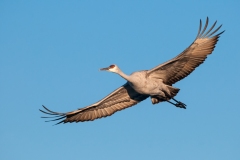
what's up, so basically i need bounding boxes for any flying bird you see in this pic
[40,17,224,124]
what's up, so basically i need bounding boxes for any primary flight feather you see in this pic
[40,17,224,124]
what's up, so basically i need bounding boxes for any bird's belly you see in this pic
[130,80,163,95]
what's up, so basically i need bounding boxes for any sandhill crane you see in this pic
[40,17,224,124]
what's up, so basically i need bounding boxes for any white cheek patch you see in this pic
[109,67,117,73]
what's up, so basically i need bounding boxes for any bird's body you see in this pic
[124,71,158,95]
[40,17,224,124]
[121,70,178,99]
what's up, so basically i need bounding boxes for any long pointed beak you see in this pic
[100,67,109,71]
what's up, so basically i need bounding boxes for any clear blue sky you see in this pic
[1,1,239,160]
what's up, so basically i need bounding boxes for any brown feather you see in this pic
[147,17,224,85]
[41,83,149,124]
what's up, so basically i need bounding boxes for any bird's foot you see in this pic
[175,101,187,109]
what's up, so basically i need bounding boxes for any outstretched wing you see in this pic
[40,83,149,124]
[147,17,224,85]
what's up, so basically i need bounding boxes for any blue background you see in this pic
[1,1,239,160]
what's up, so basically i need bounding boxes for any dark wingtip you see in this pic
[216,30,225,37]
[196,17,224,39]
[40,105,66,125]
[199,17,209,38]
[54,120,65,125]
[41,105,65,115]
[196,18,202,38]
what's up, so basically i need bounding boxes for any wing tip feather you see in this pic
[40,105,67,125]
[197,17,224,39]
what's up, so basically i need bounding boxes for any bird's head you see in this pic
[100,64,120,73]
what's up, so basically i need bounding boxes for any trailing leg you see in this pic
[172,98,186,108]
[167,98,186,109]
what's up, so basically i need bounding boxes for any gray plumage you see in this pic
[40,17,224,124]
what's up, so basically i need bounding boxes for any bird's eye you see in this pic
[109,65,115,68]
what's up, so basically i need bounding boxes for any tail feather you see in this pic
[150,86,180,104]
[166,85,180,97]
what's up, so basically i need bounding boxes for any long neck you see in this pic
[116,69,134,83]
